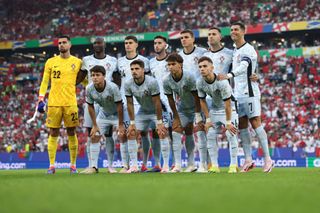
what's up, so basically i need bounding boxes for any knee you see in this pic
[226,131,236,142]
[140,131,147,137]
[238,117,249,129]
[250,116,261,129]
[207,129,216,141]
[66,128,76,136]
[152,130,159,139]
[184,124,193,135]
[50,128,60,137]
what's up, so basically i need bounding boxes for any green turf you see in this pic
[0,168,319,213]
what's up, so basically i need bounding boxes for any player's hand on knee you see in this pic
[204,119,214,134]
[172,118,183,133]
[117,124,126,138]
[194,122,205,132]
[90,125,102,143]
[90,125,100,137]
[127,124,137,139]
[226,123,238,135]
[156,123,167,138]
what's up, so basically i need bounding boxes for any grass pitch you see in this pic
[0,168,319,213]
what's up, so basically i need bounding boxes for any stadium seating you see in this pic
[161,0,320,31]
[1,0,319,41]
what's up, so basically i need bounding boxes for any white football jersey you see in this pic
[163,70,197,114]
[203,47,233,75]
[117,55,150,102]
[150,56,171,111]
[86,81,122,116]
[117,54,150,83]
[231,42,260,98]
[124,75,160,115]
[178,46,208,79]
[81,54,118,83]
[196,75,235,112]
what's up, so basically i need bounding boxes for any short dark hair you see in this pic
[209,27,221,33]
[154,35,167,43]
[125,35,138,43]
[198,56,213,64]
[58,35,70,41]
[166,53,184,64]
[90,65,106,76]
[180,29,194,37]
[94,37,105,43]
[130,59,144,68]
[231,22,246,31]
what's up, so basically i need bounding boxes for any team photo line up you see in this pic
[37,22,274,174]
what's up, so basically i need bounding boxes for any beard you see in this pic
[155,48,164,54]
[59,48,68,53]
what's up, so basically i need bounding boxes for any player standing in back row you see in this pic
[202,27,233,172]
[178,29,208,78]
[117,35,150,172]
[218,22,274,173]
[38,35,82,174]
[77,37,118,174]
[179,29,208,170]
[149,35,172,172]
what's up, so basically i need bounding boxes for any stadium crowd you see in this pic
[1,0,319,41]
[161,0,320,31]
[0,53,319,153]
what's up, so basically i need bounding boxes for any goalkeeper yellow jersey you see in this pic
[39,55,82,106]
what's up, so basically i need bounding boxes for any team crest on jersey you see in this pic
[144,90,149,96]
[183,85,188,90]
[237,55,241,63]
[71,64,76,70]
[220,56,225,64]
[106,63,111,70]
[194,57,199,64]
[92,94,98,99]
[106,96,113,101]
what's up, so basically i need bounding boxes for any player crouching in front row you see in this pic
[85,65,126,174]
[196,57,239,173]
[124,60,170,173]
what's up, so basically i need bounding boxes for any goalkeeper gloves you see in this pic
[37,96,46,113]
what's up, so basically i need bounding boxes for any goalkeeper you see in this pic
[38,35,82,174]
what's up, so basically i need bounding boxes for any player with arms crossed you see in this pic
[38,35,82,174]
[117,35,151,172]
[163,53,203,172]
[218,22,274,172]
[85,65,125,174]
[197,57,239,173]
[77,37,118,174]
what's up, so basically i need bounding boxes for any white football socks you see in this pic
[90,142,100,168]
[105,137,114,168]
[240,128,253,161]
[127,139,138,167]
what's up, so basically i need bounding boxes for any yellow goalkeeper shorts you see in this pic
[46,106,79,128]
